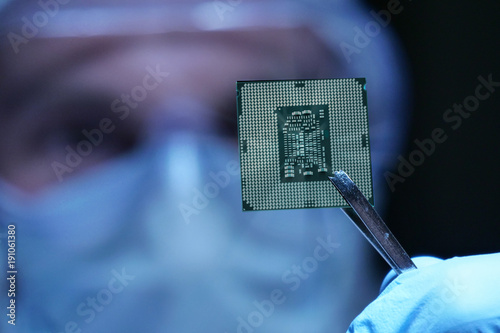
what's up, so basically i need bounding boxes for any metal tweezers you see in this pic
[329,171,417,275]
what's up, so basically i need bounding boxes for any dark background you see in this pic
[364,0,500,273]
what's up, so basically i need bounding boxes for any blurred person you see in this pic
[0,1,409,332]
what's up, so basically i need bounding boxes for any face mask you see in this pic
[0,131,374,333]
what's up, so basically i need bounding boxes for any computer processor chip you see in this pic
[237,78,373,211]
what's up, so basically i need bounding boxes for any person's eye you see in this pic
[38,95,141,163]
[0,92,146,191]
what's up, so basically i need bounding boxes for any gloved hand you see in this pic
[347,253,500,332]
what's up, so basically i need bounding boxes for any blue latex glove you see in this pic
[347,254,500,332]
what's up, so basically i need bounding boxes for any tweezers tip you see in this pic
[329,170,345,180]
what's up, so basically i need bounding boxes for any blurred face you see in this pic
[0,27,339,192]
